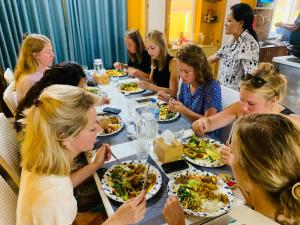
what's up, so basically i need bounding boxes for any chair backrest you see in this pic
[4,68,14,85]
[0,175,17,225]
[219,85,240,143]
[3,81,18,115]
[0,113,20,187]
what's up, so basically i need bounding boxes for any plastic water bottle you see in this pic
[148,98,160,119]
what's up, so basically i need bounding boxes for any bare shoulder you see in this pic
[169,58,178,67]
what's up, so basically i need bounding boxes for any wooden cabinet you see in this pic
[259,46,288,63]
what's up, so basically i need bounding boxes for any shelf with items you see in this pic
[196,0,226,47]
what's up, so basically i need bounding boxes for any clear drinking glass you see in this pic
[110,76,119,87]
[136,138,150,161]
[82,65,88,74]
[125,112,138,139]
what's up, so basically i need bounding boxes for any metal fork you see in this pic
[107,148,121,164]
[142,164,150,190]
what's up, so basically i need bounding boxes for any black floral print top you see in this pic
[216,30,259,91]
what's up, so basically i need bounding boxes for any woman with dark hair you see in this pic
[113,29,151,79]
[14,62,87,133]
[137,30,179,98]
[209,3,259,91]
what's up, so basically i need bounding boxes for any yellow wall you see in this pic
[241,0,256,8]
[127,0,146,36]
[127,0,256,42]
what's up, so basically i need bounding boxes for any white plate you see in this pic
[101,160,162,203]
[168,169,234,217]
[84,86,101,95]
[183,137,225,167]
[97,115,124,137]
[119,82,144,94]
[158,112,180,122]
[105,69,127,77]
[158,104,180,122]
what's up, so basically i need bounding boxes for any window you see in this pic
[269,0,300,38]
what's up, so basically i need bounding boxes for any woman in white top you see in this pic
[209,3,259,91]
[14,34,55,102]
[17,85,146,225]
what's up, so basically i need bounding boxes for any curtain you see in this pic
[0,0,128,71]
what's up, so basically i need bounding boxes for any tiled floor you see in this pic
[275,63,300,114]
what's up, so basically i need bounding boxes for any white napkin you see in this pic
[161,129,175,145]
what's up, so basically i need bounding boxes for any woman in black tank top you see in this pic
[137,30,179,98]
[113,29,151,80]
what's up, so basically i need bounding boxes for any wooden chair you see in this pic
[0,113,20,187]
[4,68,14,85]
[3,81,18,115]
[219,85,240,143]
[0,175,17,225]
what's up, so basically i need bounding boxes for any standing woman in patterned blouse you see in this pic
[137,30,179,98]
[209,3,259,91]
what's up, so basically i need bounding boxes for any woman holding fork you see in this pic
[158,44,222,139]
[17,84,146,225]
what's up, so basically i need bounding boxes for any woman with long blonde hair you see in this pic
[17,85,146,225]
[230,114,300,224]
[164,114,300,225]
[137,30,179,98]
[192,63,300,139]
[14,33,54,102]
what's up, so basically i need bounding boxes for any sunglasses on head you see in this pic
[241,73,267,88]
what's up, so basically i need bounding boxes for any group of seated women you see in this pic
[11,3,300,225]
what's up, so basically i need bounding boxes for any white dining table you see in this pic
[85,77,279,225]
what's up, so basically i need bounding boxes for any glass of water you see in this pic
[82,65,88,74]
[110,76,119,87]
[136,138,150,161]
[125,112,139,139]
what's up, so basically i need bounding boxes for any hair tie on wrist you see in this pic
[292,182,300,201]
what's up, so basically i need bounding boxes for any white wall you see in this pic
[221,0,240,45]
[148,0,165,32]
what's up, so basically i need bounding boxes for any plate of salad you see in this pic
[168,169,233,217]
[182,135,225,167]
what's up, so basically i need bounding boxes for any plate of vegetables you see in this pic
[84,86,101,95]
[97,115,124,137]
[101,160,162,203]
[183,135,225,167]
[106,69,127,77]
[119,82,144,94]
[168,169,233,217]
[158,103,179,122]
